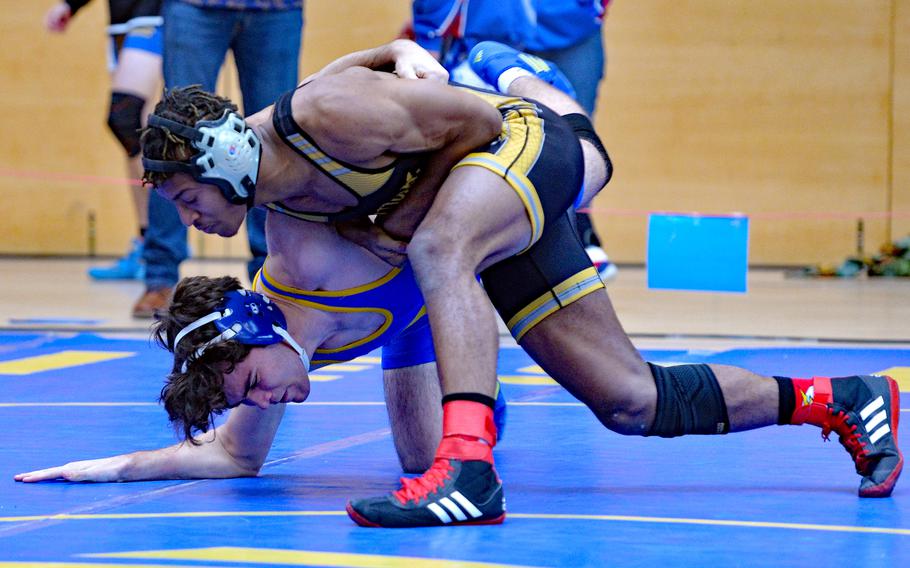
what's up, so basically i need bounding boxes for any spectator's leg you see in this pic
[136,1,235,317]
[534,32,611,272]
[533,30,604,116]
[231,8,303,281]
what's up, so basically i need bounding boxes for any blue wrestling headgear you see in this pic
[172,290,309,373]
[142,110,260,207]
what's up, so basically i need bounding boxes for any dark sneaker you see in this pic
[824,375,903,497]
[468,41,577,98]
[346,458,506,528]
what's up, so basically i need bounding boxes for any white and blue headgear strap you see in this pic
[172,291,309,374]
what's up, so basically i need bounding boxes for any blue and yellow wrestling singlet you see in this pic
[254,262,435,370]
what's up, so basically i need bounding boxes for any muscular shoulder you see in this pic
[295,68,390,132]
[293,69,409,162]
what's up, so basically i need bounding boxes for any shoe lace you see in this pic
[821,409,870,473]
[393,458,454,505]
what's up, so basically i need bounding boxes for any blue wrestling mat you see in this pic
[1,332,908,567]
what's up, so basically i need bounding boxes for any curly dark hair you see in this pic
[153,275,254,443]
[140,85,238,188]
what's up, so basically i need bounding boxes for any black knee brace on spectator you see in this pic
[107,92,145,157]
[646,363,730,437]
[562,113,613,185]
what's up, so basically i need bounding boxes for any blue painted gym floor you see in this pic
[1,331,908,567]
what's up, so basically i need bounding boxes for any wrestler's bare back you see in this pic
[246,67,501,219]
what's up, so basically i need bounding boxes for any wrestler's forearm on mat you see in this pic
[14,405,285,483]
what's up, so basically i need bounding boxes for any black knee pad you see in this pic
[107,92,145,156]
[562,113,613,185]
[646,363,730,438]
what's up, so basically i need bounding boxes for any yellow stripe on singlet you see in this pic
[451,104,546,251]
[507,267,605,342]
[255,265,394,356]
[285,133,395,198]
[259,263,401,298]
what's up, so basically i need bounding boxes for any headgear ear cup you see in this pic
[143,110,261,207]
[194,112,260,204]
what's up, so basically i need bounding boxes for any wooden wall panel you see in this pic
[594,0,893,264]
[0,1,408,258]
[893,0,910,242]
[0,1,904,266]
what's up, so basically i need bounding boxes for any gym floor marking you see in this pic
[321,364,371,372]
[90,547,533,567]
[0,562,230,568]
[879,367,910,390]
[309,374,342,382]
[2,512,909,537]
[498,375,558,385]
[3,333,909,565]
[0,350,134,375]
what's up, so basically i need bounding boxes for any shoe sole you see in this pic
[858,376,903,497]
[346,502,505,528]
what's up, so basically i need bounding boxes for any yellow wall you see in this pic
[893,0,910,241]
[0,0,906,265]
[597,0,899,264]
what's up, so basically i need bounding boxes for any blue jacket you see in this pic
[412,0,603,54]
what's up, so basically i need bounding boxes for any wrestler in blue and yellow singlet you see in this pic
[254,261,435,370]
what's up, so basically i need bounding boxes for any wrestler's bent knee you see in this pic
[407,227,469,280]
[585,379,655,436]
[645,363,730,437]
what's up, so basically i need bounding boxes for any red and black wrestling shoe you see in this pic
[346,457,505,528]
[347,399,506,527]
[793,375,903,497]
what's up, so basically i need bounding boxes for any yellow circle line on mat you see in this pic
[1,510,908,536]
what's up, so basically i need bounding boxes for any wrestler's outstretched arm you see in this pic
[14,403,285,483]
[302,39,447,84]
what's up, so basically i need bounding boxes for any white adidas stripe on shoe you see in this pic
[425,491,484,524]
[859,395,891,444]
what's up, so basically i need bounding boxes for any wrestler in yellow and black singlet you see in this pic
[267,82,605,343]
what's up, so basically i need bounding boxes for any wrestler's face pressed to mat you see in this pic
[157,173,247,238]
[221,342,311,410]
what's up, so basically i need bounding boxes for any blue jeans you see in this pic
[144,1,303,289]
[532,30,605,116]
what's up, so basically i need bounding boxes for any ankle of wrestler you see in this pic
[437,395,498,463]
